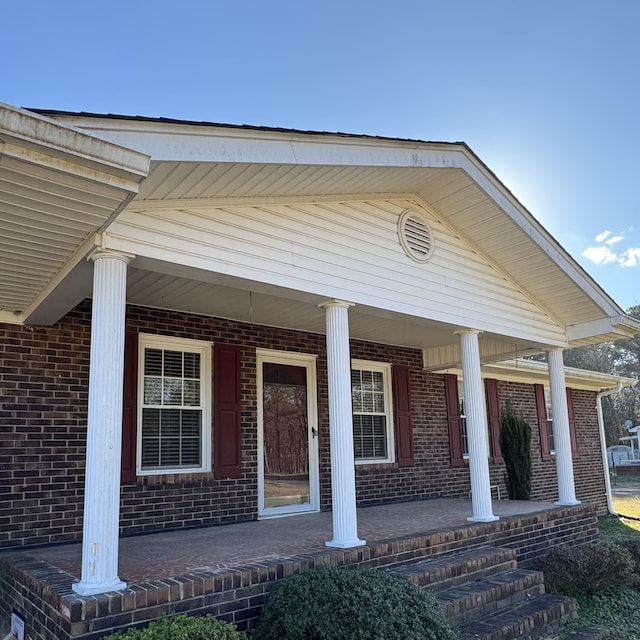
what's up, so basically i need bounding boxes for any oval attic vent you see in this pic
[398,209,434,263]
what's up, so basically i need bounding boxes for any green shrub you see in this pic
[251,564,457,640]
[101,614,246,639]
[538,542,635,596]
[617,538,640,577]
[499,399,532,500]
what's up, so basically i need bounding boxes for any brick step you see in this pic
[388,546,517,591]
[436,567,545,625]
[540,624,607,640]
[455,593,576,640]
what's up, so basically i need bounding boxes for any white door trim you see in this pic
[257,349,320,518]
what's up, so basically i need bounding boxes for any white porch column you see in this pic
[456,330,499,523]
[73,250,131,595]
[320,300,365,548]
[546,348,580,506]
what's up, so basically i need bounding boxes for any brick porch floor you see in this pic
[27,497,556,582]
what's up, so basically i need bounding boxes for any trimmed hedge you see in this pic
[538,542,635,596]
[100,614,246,639]
[251,564,457,640]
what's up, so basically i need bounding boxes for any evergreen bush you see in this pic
[101,614,246,639]
[499,398,532,500]
[617,538,640,577]
[251,564,457,640]
[538,542,635,596]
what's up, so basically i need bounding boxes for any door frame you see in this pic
[256,349,320,518]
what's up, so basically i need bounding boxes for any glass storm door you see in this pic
[258,351,319,517]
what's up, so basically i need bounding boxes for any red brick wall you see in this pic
[0,300,608,549]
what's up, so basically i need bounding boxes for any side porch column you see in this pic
[320,300,365,548]
[456,330,498,523]
[73,249,131,595]
[546,348,580,506]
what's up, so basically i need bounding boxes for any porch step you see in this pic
[437,568,545,625]
[389,546,518,591]
[455,593,576,640]
[388,546,576,640]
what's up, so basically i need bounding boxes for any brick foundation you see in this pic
[0,503,598,640]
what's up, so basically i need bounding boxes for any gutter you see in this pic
[597,384,624,515]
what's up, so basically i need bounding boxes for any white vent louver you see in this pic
[398,209,434,263]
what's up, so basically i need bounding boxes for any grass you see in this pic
[549,489,640,639]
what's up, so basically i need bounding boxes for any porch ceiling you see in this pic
[0,104,150,324]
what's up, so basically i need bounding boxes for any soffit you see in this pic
[0,105,150,322]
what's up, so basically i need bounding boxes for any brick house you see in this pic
[1,103,638,599]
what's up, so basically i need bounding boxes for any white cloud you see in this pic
[583,245,640,267]
[620,248,640,267]
[582,228,639,268]
[582,246,619,265]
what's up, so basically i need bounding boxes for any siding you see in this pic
[107,198,566,344]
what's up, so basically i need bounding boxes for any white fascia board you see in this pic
[567,315,640,342]
[48,114,468,167]
[437,358,637,392]
[1,104,150,184]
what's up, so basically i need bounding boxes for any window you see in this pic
[137,334,211,474]
[351,360,394,463]
[545,390,555,454]
[445,375,502,466]
[458,379,469,457]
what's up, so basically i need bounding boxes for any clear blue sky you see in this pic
[3,1,639,310]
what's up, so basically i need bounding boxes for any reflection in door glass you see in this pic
[263,363,310,508]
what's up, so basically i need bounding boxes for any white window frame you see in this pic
[351,359,395,465]
[544,387,556,455]
[136,333,212,475]
[458,378,490,460]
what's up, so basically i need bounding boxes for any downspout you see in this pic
[596,383,623,515]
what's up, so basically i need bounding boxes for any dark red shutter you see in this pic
[566,388,579,457]
[444,374,464,467]
[484,378,503,463]
[121,332,138,484]
[392,365,415,467]
[535,383,553,461]
[214,343,242,478]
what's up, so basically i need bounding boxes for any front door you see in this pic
[257,350,319,517]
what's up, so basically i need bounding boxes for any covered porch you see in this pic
[0,498,598,639]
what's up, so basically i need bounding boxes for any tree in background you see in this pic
[525,306,640,447]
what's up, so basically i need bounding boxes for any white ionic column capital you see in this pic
[457,330,498,523]
[454,328,482,337]
[322,302,365,548]
[318,299,355,310]
[546,348,580,506]
[88,248,135,265]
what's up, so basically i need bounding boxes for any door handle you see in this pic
[311,427,318,438]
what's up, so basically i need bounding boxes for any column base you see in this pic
[555,499,581,507]
[467,514,500,523]
[72,577,127,596]
[326,538,366,549]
